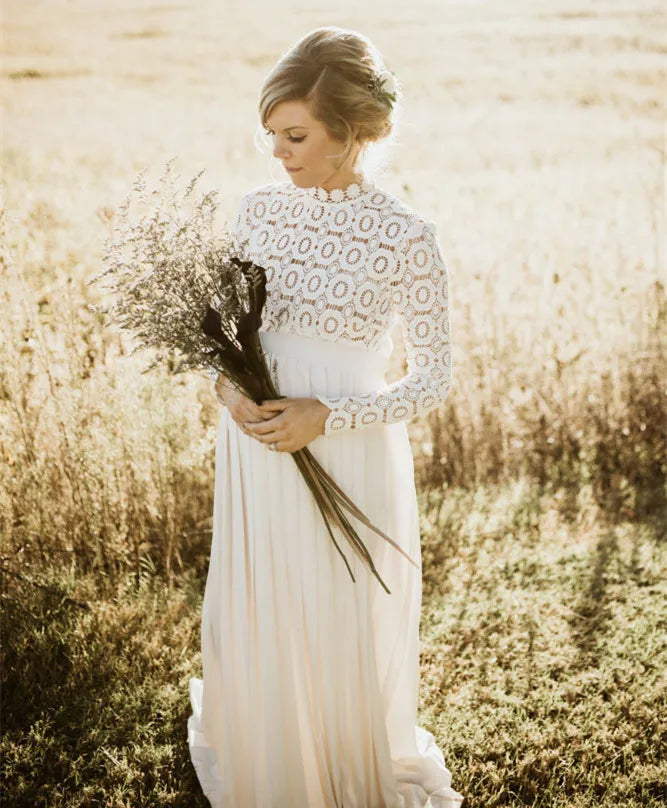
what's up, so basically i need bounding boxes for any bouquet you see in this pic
[88,159,418,593]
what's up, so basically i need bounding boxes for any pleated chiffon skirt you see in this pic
[187,328,464,808]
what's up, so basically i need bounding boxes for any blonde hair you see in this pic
[257,27,401,176]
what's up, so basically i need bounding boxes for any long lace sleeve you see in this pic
[204,193,252,383]
[315,218,452,435]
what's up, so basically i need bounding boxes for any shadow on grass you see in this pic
[566,522,618,666]
[419,478,665,807]
[566,484,664,671]
[1,570,209,807]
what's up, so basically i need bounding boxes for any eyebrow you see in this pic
[265,125,307,132]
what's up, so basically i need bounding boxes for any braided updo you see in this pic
[258,27,402,174]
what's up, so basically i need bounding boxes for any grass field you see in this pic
[1,0,665,806]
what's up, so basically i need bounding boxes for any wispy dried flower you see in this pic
[88,159,252,383]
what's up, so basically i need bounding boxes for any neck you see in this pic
[317,169,365,191]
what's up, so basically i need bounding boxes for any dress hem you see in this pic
[187,677,465,808]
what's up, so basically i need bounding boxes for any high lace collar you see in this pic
[303,177,376,204]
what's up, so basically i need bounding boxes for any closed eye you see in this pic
[264,129,306,143]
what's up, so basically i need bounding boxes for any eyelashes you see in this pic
[264,130,306,143]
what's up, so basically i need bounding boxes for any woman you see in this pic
[187,26,464,808]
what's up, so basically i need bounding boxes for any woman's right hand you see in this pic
[214,373,273,435]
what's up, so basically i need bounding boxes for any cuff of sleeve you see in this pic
[315,394,333,436]
[315,395,360,436]
[315,393,348,436]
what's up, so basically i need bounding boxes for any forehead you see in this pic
[265,99,319,129]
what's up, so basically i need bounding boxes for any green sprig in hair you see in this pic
[369,68,398,112]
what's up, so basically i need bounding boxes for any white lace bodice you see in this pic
[229,177,452,436]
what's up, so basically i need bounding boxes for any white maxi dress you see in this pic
[187,177,464,808]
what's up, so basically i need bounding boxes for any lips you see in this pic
[285,167,301,173]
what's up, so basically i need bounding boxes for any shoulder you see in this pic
[239,180,293,207]
[370,190,444,279]
[368,183,438,246]
[235,181,294,223]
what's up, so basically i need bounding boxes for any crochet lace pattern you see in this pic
[231,178,452,435]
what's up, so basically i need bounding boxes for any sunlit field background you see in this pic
[1,0,665,806]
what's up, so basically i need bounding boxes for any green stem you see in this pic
[291,447,391,593]
[290,450,357,584]
[299,447,419,570]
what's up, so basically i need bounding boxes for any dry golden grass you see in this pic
[2,0,663,575]
[1,1,665,806]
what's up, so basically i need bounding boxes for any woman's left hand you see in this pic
[241,397,330,452]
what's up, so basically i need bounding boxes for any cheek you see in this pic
[300,138,325,165]
[298,141,315,162]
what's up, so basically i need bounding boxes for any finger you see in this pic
[242,412,275,423]
[243,418,283,436]
[246,411,284,428]
[245,423,284,441]
[271,440,297,453]
[254,430,284,444]
[258,399,290,411]
[238,422,265,440]
[242,404,265,420]
[251,406,275,420]
[243,411,278,426]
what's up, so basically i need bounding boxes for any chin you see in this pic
[287,173,307,186]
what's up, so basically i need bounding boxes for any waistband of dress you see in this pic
[258,329,392,375]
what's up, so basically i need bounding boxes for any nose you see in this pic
[271,136,290,160]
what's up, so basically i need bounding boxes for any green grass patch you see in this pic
[2,479,664,806]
